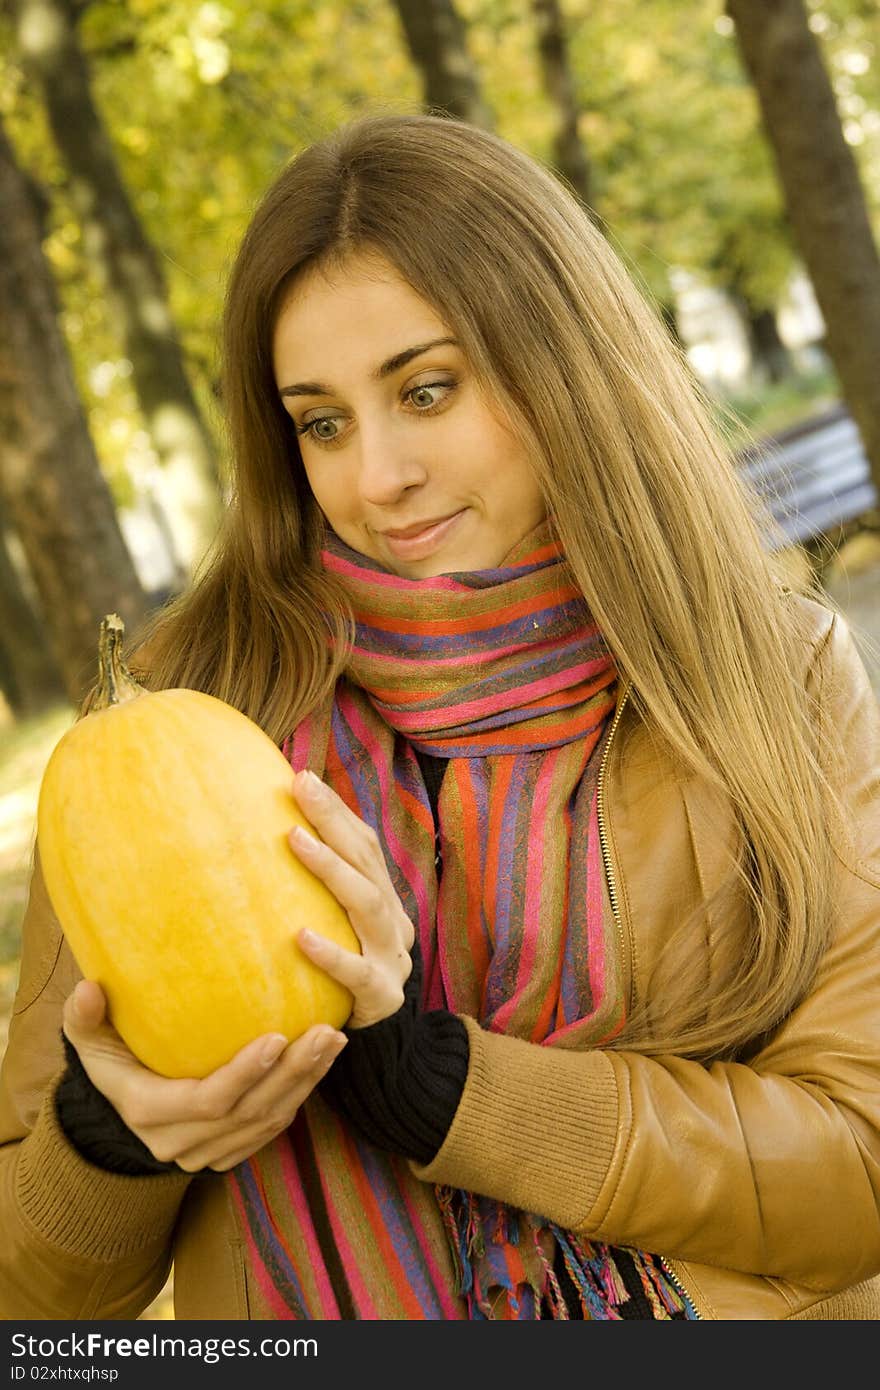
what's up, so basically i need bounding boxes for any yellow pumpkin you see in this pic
[37,615,358,1078]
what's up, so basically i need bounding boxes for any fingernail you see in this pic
[314,1032,347,1065]
[260,1035,287,1066]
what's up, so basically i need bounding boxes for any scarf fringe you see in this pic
[531,1224,570,1319]
[438,1188,693,1320]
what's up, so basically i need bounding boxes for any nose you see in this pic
[355,420,429,507]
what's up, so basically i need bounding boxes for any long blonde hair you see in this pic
[130,110,851,1062]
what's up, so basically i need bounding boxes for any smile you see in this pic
[381,510,467,560]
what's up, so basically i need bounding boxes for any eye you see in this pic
[407,381,454,410]
[294,378,455,447]
[295,414,344,445]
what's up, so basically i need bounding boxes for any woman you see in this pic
[2,111,879,1321]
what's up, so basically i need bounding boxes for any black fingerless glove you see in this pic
[54,1033,183,1177]
[318,940,469,1164]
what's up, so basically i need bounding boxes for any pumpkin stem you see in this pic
[94,614,145,710]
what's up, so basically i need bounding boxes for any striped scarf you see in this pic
[229,518,693,1319]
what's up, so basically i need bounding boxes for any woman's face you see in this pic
[272,251,547,578]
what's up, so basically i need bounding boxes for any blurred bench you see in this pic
[737,403,878,549]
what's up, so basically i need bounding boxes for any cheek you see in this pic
[302,465,365,541]
[505,472,546,530]
[302,463,338,513]
[302,468,325,506]
[467,406,533,488]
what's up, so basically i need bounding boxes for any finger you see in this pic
[297,928,404,1012]
[174,1029,348,1170]
[112,1029,293,1134]
[209,1149,263,1172]
[182,1031,293,1123]
[61,983,139,1077]
[292,771,385,876]
[62,979,108,1040]
[228,1025,348,1125]
[288,826,398,943]
[61,986,170,1129]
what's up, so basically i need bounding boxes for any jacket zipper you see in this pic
[595,679,704,1321]
[595,679,630,976]
[658,1257,703,1319]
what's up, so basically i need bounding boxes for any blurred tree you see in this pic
[0,0,422,496]
[732,295,796,385]
[0,511,66,716]
[391,0,494,126]
[727,0,880,490]
[714,228,796,384]
[0,115,149,706]
[558,2,798,334]
[12,0,224,572]
[531,0,601,224]
[4,0,874,480]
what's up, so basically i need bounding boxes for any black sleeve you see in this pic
[318,939,469,1164]
[54,1033,182,1177]
[55,941,469,1173]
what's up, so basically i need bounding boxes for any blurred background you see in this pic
[1,0,879,1317]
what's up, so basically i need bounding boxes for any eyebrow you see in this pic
[278,337,460,398]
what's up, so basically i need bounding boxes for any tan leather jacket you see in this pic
[2,594,879,1320]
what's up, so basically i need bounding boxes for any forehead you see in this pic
[279,252,443,329]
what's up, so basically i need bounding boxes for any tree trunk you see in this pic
[391,0,494,128]
[531,0,604,231]
[742,301,794,384]
[0,520,66,716]
[14,0,224,572]
[725,261,795,384]
[0,115,150,706]
[726,0,880,497]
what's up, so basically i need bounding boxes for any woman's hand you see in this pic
[61,979,347,1172]
[289,769,415,1029]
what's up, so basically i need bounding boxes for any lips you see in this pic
[380,509,467,561]
[382,513,459,539]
